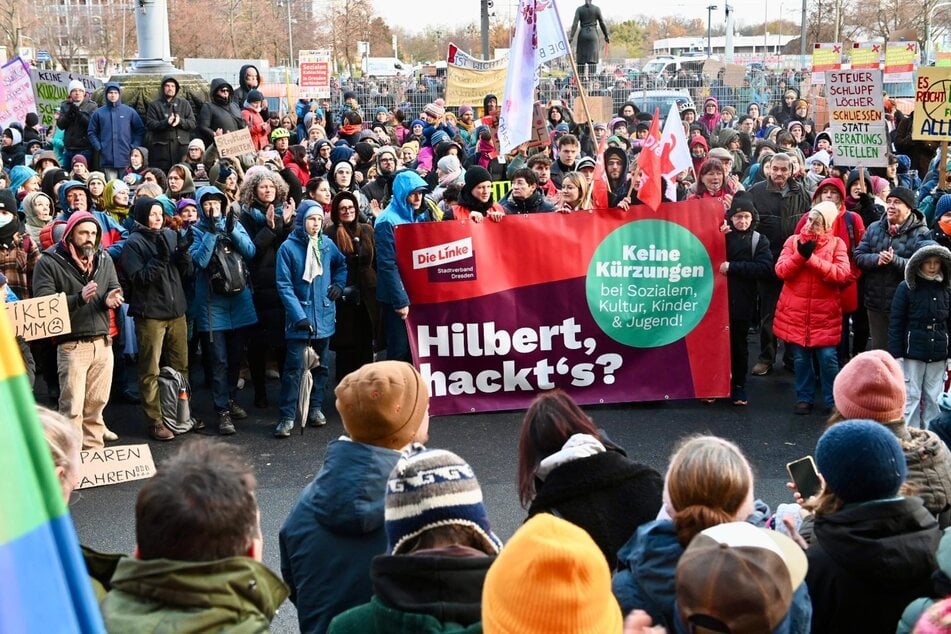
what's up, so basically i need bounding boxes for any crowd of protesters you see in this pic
[5,60,951,632]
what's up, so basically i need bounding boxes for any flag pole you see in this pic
[562,43,599,151]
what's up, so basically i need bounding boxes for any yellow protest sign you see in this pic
[850,42,882,70]
[913,68,951,141]
[885,41,917,82]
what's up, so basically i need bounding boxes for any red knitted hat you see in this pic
[833,351,905,422]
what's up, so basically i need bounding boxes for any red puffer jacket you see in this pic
[774,231,851,347]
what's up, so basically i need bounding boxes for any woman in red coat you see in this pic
[795,177,867,364]
[774,200,851,415]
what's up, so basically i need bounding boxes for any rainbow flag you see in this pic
[0,312,105,631]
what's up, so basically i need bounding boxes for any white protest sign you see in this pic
[77,444,156,489]
[827,69,888,168]
[215,128,255,158]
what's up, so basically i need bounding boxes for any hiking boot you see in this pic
[229,400,248,420]
[103,427,119,442]
[731,387,748,406]
[274,419,294,438]
[751,362,772,376]
[149,423,174,441]
[218,411,236,435]
[307,410,327,427]
[794,402,813,416]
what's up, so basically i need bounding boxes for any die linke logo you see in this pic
[413,238,477,282]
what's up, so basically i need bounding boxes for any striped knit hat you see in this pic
[385,445,502,555]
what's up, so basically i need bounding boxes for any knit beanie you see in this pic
[888,186,917,211]
[812,200,839,232]
[132,197,160,227]
[458,105,473,117]
[430,130,451,147]
[71,154,88,168]
[335,361,429,450]
[833,350,906,422]
[481,514,622,634]
[67,79,85,94]
[385,445,502,555]
[423,103,445,119]
[188,138,206,152]
[727,192,757,218]
[464,165,492,192]
[354,141,375,163]
[816,420,906,503]
[935,194,951,223]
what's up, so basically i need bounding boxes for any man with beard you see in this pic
[604,147,632,208]
[360,145,399,210]
[32,212,124,449]
[145,76,197,173]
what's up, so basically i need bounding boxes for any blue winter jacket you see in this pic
[275,200,347,340]
[87,83,145,169]
[188,185,257,332]
[613,519,812,634]
[279,438,402,634]
[374,171,428,309]
[889,243,951,362]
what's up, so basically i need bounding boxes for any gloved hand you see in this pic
[327,285,343,301]
[225,210,235,234]
[294,318,314,333]
[177,228,195,252]
[155,235,170,261]
[797,239,817,259]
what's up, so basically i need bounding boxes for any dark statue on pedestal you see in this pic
[569,0,610,77]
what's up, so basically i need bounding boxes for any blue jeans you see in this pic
[380,302,411,362]
[791,344,839,407]
[200,329,245,412]
[279,338,329,421]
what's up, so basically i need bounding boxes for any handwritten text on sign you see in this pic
[5,293,72,341]
[77,444,155,489]
[215,128,255,158]
[827,69,887,167]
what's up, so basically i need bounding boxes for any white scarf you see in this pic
[303,232,323,283]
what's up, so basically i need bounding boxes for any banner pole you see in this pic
[940,141,949,188]
[563,44,598,149]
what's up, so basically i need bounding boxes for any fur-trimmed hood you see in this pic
[906,242,951,289]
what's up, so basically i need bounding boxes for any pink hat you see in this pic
[833,351,905,422]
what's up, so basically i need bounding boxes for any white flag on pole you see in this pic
[660,103,692,202]
[498,0,570,155]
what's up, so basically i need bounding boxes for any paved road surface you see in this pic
[70,347,825,633]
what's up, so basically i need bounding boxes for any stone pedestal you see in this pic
[101,72,209,119]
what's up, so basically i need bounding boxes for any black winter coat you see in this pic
[56,99,98,151]
[527,450,663,570]
[118,225,193,321]
[746,179,811,262]
[499,189,557,214]
[238,206,291,329]
[806,497,939,634]
[725,229,773,321]
[145,95,197,148]
[198,79,247,146]
[855,210,931,312]
[889,244,951,361]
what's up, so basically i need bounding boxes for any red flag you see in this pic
[637,108,663,211]
[590,128,610,209]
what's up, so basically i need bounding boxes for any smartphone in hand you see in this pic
[787,456,822,499]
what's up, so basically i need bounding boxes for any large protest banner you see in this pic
[397,200,729,415]
[914,68,951,141]
[29,68,102,128]
[0,58,38,129]
[445,43,508,107]
[827,69,888,167]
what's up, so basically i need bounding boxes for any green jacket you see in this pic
[100,556,289,633]
[329,596,483,634]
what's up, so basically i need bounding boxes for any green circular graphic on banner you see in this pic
[586,219,713,348]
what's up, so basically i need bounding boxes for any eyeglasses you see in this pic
[337,204,356,211]
[379,157,395,163]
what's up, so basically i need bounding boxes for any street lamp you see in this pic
[927,2,951,65]
[286,0,293,69]
[706,5,717,58]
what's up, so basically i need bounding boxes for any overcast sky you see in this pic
[371,0,804,35]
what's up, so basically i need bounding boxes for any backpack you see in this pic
[206,236,250,296]
[157,366,198,434]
